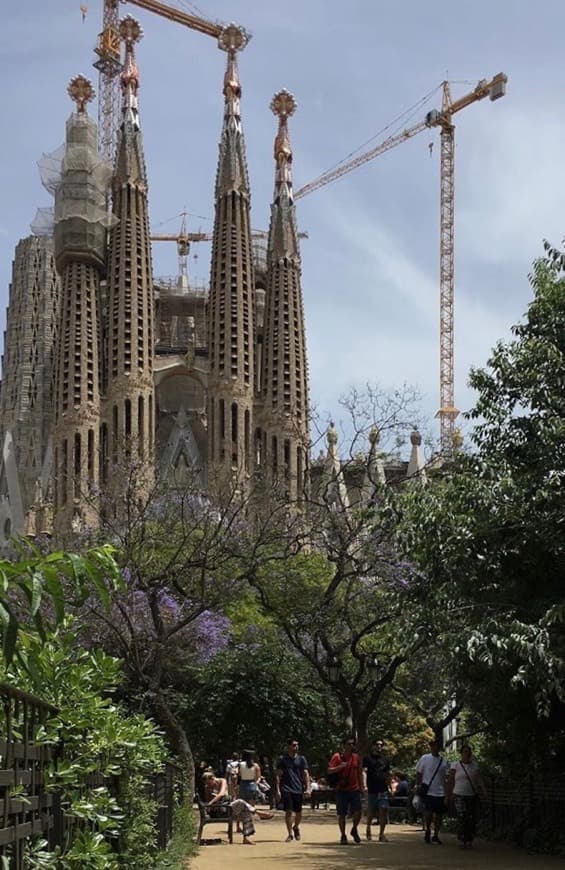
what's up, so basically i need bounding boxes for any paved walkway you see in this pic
[191,809,562,869]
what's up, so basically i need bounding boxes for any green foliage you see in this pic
[181,628,340,768]
[156,801,197,869]
[0,548,167,868]
[397,244,565,770]
[0,545,121,665]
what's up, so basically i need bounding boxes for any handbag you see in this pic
[417,757,443,797]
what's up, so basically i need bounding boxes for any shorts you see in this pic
[368,791,389,814]
[282,791,303,812]
[424,794,446,815]
[336,790,362,817]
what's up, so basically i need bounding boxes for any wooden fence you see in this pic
[0,682,183,867]
[0,683,59,866]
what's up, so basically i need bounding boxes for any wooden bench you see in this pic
[310,788,335,809]
[195,795,233,844]
[388,796,410,822]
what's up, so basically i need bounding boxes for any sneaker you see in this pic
[424,831,431,844]
[432,835,442,845]
[379,833,389,842]
[340,834,348,845]
[293,826,301,841]
[285,834,293,842]
[350,827,361,844]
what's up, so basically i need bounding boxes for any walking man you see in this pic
[415,738,450,845]
[275,737,310,842]
[329,736,364,845]
[362,737,392,841]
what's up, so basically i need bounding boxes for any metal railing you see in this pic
[479,772,565,848]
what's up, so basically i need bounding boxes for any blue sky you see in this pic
[1,0,564,450]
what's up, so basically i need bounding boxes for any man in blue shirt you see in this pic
[275,737,311,842]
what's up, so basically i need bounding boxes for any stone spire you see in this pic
[406,428,427,483]
[259,90,309,499]
[52,75,107,534]
[322,422,349,509]
[361,426,386,504]
[103,17,154,492]
[207,25,254,485]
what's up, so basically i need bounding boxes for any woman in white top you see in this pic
[239,750,261,804]
[447,745,487,849]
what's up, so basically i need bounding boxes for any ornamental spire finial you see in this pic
[270,89,296,188]
[119,16,143,111]
[67,75,95,114]
[218,24,248,116]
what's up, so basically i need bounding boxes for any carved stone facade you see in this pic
[0,236,60,540]
[0,22,314,542]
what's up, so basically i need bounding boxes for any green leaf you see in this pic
[30,571,43,617]
[2,611,18,665]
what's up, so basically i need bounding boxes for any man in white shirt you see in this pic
[415,739,450,845]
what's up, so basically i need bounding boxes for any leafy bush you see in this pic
[0,548,168,867]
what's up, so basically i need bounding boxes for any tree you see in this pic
[397,244,565,768]
[180,626,340,771]
[245,388,435,754]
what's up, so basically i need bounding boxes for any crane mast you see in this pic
[295,73,507,456]
[438,82,457,455]
[94,0,121,163]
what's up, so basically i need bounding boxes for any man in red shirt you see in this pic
[328,737,364,844]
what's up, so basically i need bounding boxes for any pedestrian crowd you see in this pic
[198,735,488,850]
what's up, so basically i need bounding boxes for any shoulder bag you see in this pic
[418,757,443,797]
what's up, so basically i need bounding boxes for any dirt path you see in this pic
[190,809,562,870]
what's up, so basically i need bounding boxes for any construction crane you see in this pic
[295,73,507,456]
[150,213,308,279]
[94,0,249,162]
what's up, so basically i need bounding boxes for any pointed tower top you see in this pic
[119,16,143,113]
[267,89,299,259]
[406,428,427,484]
[218,24,248,117]
[214,24,251,197]
[67,75,95,114]
[271,89,295,187]
[327,421,338,448]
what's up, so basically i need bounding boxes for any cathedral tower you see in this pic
[52,76,107,533]
[103,17,154,490]
[0,236,60,522]
[260,91,309,499]
[207,26,254,485]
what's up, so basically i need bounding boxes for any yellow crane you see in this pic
[94,0,249,162]
[295,73,507,456]
[150,212,308,279]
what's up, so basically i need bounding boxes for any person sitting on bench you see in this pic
[202,772,273,845]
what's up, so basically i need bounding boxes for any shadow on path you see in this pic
[191,809,563,870]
